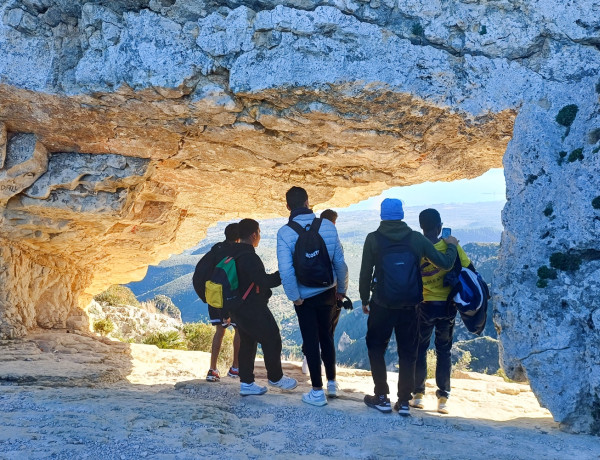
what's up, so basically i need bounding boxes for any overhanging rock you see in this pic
[0,0,599,433]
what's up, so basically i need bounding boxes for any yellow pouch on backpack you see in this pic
[205,280,223,308]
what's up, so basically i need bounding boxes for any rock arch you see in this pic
[0,0,598,433]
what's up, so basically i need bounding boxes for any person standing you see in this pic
[193,223,242,382]
[233,219,298,396]
[413,209,474,414]
[359,198,458,416]
[277,187,348,406]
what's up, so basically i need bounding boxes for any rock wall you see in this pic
[0,0,599,432]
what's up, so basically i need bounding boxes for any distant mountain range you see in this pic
[126,201,502,371]
[127,201,503,320]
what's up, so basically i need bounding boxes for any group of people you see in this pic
[196,186,473,416]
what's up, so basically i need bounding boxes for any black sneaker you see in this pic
[395,401,410,417]
[364,394,392,413]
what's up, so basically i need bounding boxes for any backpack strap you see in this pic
[287,217,321,234]
[242,282,255,300]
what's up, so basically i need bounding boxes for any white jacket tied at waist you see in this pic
[277,212,349,302]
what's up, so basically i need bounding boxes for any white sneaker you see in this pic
[302,356,309,374]
[410,393,424,409]
[268,375,298,391]
[240,382,267,396]
[327,380,339,398]
[302,389,327,407]
[437,397,449,414]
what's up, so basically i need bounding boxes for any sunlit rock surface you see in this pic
[0,0,599,432]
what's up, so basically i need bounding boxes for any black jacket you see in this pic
[229,243,281,308]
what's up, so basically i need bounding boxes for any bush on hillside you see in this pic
[93,318,115,337]
[183,322,235,368]
[142,330,187,350]
[94,285,140,307]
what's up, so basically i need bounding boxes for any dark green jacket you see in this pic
[358,220,458,308]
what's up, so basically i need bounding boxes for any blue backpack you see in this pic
[373,232,423,307]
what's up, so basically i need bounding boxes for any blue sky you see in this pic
[342,168,506,211]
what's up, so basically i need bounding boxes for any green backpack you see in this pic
[205,255,254,315]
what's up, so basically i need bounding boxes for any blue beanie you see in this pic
[380,198,405,221]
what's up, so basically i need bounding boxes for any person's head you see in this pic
[238,218,261,247]
[286,186,309,211]
[419,208,442,237]
[380,198,404,221]
[224,223,240,243]
[320,209,338,224]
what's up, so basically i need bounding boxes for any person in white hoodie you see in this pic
[277,187,349,406]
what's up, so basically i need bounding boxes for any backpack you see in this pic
[373,231,423,307]
[445,257,490,335]
[287,217,334,287]
[192,244,220,303]
[204,254,254,315]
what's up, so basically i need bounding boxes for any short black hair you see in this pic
[320,209,338,224]
[286,186,308,210]
[238,218,259,240]
[224,223,239,242]
[419,208,442,232]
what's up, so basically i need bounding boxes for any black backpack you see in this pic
[192,244,220,303]
[373,231,423,307]
[287,217,334,287]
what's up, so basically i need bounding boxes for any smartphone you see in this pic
[441,227,452,238]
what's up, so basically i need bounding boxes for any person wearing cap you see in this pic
[412,208,475,414]
[359,198,459,416]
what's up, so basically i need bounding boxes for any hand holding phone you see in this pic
[441,227,452,238]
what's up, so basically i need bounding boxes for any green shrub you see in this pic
[411,22,424,37]
[453,351,472,375]
[568,147,584,163]
[495,368,516,383]
[592,196,600,210]
[94,285,140,307]
[479,25,487,35]
[557,150,567,165]
[550,252,582,272]
[183,322,235,368]
[555,104,578,128]
[93,318,115,337]
[537,265,557,280]
[543,203,553,217]
[536,278,548,288]
[142,330,187,350]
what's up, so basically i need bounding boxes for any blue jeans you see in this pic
[414,301,456,399]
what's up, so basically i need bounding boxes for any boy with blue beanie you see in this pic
[359,198,459,416]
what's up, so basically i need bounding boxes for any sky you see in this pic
[342,168,506,211]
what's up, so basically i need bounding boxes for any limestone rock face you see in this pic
[0,0,599,432]
[87,300,183,342]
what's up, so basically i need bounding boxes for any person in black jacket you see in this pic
[205,223,241,382]
[359,199,459,416]
[234,219,298,396]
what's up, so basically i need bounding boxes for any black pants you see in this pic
[295,288,336,388]
[234,302,283,385]
[365,301,418,402]
[414,301,456,398]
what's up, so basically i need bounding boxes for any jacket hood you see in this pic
[376,220,413,241]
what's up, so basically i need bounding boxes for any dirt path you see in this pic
[1,331,599,459]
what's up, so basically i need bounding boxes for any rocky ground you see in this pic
[1,330,599,460]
